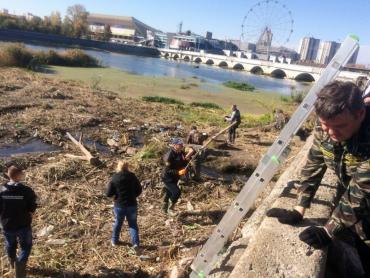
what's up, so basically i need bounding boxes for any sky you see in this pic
[1,0,370,65]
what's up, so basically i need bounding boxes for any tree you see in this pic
[66,4,89,38]
[62,15,73,37]
[103,24,112,41]
[49,11,62,34]
[29,16,43,32]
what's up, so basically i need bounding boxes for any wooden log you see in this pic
[65,132,102,166]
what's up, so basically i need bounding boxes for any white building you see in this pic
[87,13,157,42]
[0,8,9,14]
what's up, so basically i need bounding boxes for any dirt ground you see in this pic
[0,68,305,277]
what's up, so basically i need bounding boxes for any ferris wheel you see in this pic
[241,0,294,50]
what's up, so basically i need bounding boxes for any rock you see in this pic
[139,255,151,261]
[123,119,132,123]
[186,201,194,211]
[169,257,193,278]
[46,239,67,245]
[107,138,119,147]
[37,225,54,237]
[126,147,138,156]
[165,219,174,226]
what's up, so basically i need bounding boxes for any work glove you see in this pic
[299,226,331,249]
[266,208,303,224]
[178,169,187,176]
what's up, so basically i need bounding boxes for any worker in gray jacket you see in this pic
[224,104,241,144]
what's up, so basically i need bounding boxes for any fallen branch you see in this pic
[65,132,101,166]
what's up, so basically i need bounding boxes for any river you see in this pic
[27,44,311,95]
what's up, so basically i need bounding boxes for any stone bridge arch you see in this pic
[250,66,264,75]
[173,54,179,60]
[270,69,287,79]
[194,57,202,63]
[218,61,229,67]
[206,59,215,65]
[295,73,315,82]
[233,63,244,70]
[183,55,191,62]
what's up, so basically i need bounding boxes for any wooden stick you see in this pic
[202,121,237,149]
[65,132,102,166]
[185,121,238,171]
[66,132,93,160]
[64,154,90,161]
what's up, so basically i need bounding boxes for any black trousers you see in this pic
[163,180,181,204]
[327,230,370,277]
[228,125,238,143]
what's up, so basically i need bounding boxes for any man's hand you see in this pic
[299,226,331,249]
[266,208,303,224]
[178,169,187,176]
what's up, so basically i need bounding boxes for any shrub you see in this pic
[190,102,222,110]
[290,90,306,104]
[0,44,33,68]
[0,43,99,69]
[142,96,184,105]
[280,95,290,102]
[62,49,99,67]
[223,81,255,91]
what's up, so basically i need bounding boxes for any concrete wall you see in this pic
[0,29,160,57]
[208,135,338,278]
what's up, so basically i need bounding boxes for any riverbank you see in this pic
[0,29,160,57]
[45,65,288,115]
[0,67,305,277]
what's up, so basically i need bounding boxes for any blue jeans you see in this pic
[3,226,33,263]
[112,206,139,246]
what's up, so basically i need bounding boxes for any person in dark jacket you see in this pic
[0,166,37,278]
[106,160,142,248]
[162,138,194,213]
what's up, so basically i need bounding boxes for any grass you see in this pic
[190,102,222,110]
[45,66,288,115]
[177,105,274,128]
[134,142,167,160]
[223,81,255,92]
[280,90,307,104]
[142,96,184,105]
[0,43,99,69]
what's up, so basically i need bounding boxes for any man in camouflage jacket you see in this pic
[268,81,370,276]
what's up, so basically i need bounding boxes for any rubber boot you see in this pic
[162,201,169,213]
[8,257,15,269]
[15,261,26,278]
[167,200,177,216]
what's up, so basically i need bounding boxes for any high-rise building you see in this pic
[347,47,359,64]
[206,31,212,40]
[316,41,341,65]
[298,37,320,61]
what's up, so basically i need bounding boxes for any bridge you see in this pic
[159,49,366,82]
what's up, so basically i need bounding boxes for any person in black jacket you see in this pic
[162,138,194,213]
[0,166,37,277]
[106,160,142,248]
